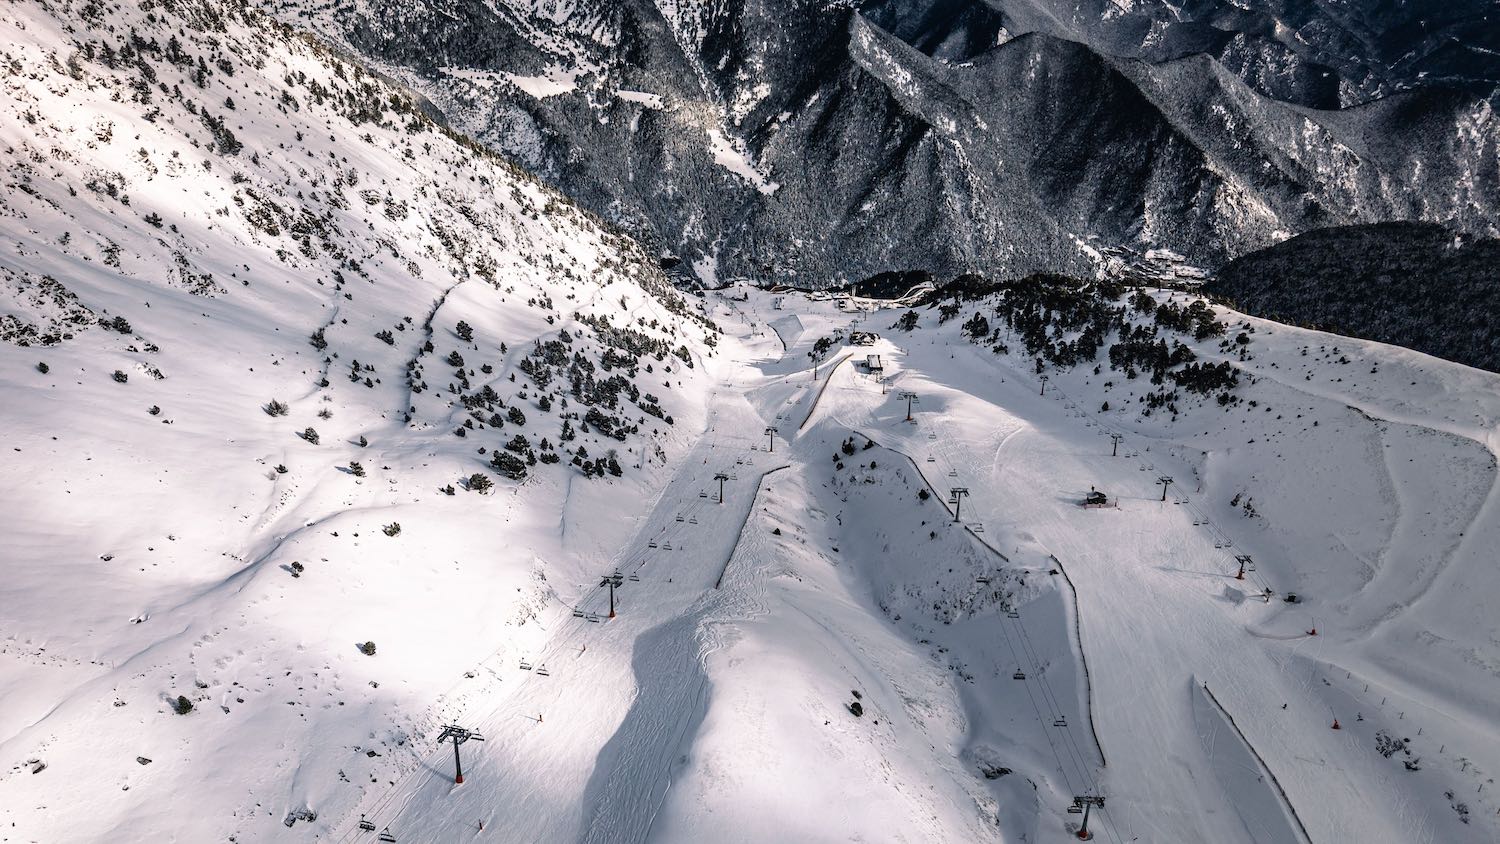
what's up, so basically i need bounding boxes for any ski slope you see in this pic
[340,282,1500,843]
[3,1,1500,841]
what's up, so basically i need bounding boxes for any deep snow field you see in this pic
[4,2,1500,843]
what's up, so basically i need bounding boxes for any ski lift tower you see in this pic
[1070,795,1106,840]
[899,391,918,422]
[1157,475,1174,501]
[1235,554,1254,581]
[713,472,730,504]
[949,487,970,523]
[436,725,484,784]
[600,571,625,618]
[765,426,779,453]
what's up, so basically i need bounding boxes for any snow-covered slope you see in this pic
[0,0,719,839]
[5,2,1500,842]
[725,280,1500,842]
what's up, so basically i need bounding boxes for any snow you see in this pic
[691,255,719,287]
[4,1,1500,842]
[704,129,780,195]
[615,89,665,109]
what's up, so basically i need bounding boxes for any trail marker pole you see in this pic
[765,426,778,453]
[1072,795,1105,840]
[714,472,729,504]
[1110,434,1123,457]
[1158,475,1174,501]
[436,725,484,784]
[950,487,970,523]
[899,391,918,422]
[600,572,624,618]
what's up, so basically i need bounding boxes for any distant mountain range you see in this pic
[269,0,1500,287]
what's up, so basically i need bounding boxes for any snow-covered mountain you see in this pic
[268,0,1500,287]
[6,1,1500,843]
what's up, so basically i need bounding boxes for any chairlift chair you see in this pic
[379,829,397,843]
[948,470,958,477]
[689,517,698,524]
[1067,805,1083,815]
[663,541,674,551]
[586,613,601,623]
[1053,716,1067,727]
[1013,670,1026,680]
[1006,610,1020,619]
[358,818,377,831]
[627,574,640,582]
[535,664,550,677]
[973,525,985,534]
[675,515,684,522]
[572,607,584,618]
[648,540,658,549]
[519,659,532,670]
[699,491,708,498]
[927,456,936,462]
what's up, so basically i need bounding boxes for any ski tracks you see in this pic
[578,465,782,843]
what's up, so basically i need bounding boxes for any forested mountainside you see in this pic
[1208,222,1500,373]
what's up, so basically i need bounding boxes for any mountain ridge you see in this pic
[269,0,1499,288]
